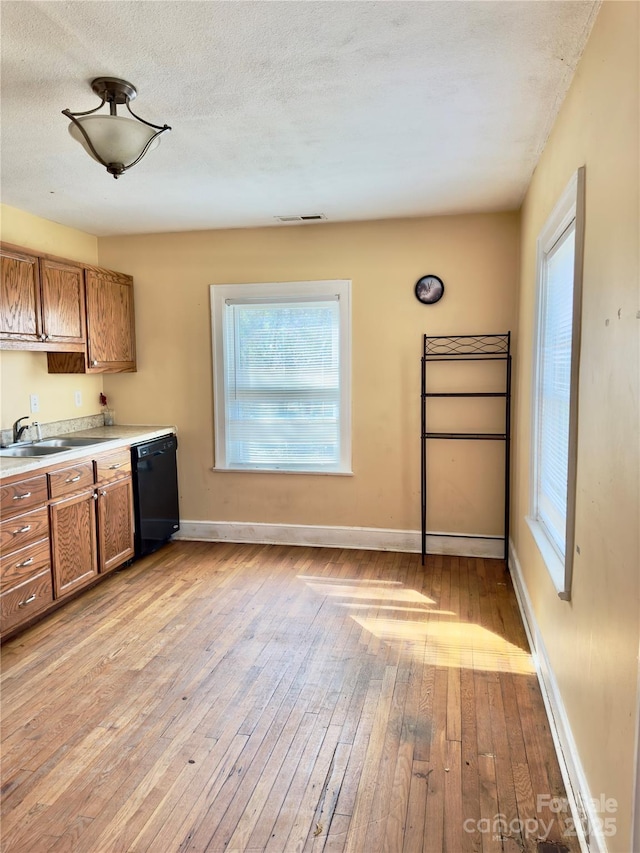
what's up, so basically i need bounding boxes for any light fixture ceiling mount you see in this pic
[62,77,171,179]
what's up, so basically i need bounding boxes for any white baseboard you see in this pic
[509,540,605,853]
[175,520,504,558]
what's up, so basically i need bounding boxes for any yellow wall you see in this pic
[98,213,519,533]
[512,2,639,849]
[0,204,104,430]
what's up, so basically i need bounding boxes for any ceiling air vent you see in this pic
[275,214,327,223]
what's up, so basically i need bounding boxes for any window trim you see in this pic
[527,166,585,600]
[210,279,352,474]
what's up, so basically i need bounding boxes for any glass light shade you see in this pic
[68,115,161,167]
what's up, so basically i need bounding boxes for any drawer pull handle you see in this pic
[65,475,82,483]
[19,594,37,608]
[16,557,34,568]
[108,463,122,469]
[13,492,32,500]
[14,525,32,535]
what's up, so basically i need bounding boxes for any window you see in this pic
[528,167,585,599]
[210,280,351,473]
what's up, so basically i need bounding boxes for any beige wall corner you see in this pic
[0,203,98,264]
[98,212,519,535]
[0,204,104,430]
[511,2,640,850]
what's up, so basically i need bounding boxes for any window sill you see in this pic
[525,515,570,599]
[211,466,354,477]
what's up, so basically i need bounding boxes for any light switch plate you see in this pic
[74,390,82,407]
[30,394,40,413]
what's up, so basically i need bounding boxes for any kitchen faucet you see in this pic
[12,416,30,443]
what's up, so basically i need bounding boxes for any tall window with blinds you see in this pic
[528,167,585,599]
[210,280,352,473]
[535,222,575,555]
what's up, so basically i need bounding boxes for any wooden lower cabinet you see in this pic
[0,538,53,633]
[1,445,137,639]
[50,488,98,599]
[0,473,53,636]
[0,571,54,634]
[49,476,135,597]
[97,478,134,573]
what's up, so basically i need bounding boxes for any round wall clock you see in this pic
[414,274,445,305]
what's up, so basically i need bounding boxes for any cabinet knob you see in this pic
[92,493,98,500]
[91,360,98,367]
[40,334,46,341]
[100,490,107,497]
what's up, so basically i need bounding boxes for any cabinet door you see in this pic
[0,247,42,344]
[50,490,98,598]
[96,478,134,573]
[85,268,136,371]
[40,259,85,344]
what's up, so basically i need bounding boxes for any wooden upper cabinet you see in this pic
[0,247,42,344]
[0,244,85,352]
[1,242,136,372]
[47,265,136,374]
[40,260,85,345]
[86,267,136,371]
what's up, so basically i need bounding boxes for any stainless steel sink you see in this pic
[0,445,70,457]
[38,437,114,447]
[0,435,117,457]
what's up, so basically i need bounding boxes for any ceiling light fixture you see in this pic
[62,77,171,179]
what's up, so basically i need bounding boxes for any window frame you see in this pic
[210,279,352,475]
[527,166,585,600]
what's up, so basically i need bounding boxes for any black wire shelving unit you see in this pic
[420,333,512,567]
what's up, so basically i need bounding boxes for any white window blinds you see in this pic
[211,280,351,473]
[535,223,576,556]
[528,165,585,600]
[223,297,340,468]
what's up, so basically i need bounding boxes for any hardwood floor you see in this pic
[1,541,580,853]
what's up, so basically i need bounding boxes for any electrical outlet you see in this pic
[30,394,40,413]
[74,390,82,407]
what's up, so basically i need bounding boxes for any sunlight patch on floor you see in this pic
[351,615,534,675]
[301,581,435,604]
[299,573,533,675]
[297,575,402,586]
[336,603,457,616]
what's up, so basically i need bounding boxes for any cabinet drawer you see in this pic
[95,451,131,483]
[0,474,48,516]
[1,538,51,593]
[0,505,49,553]
[1,570,53,635]
[48,461,94,499]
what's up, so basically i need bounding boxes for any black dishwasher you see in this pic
[131,435,180,558]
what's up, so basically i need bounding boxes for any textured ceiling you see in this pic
[1,1,599,237]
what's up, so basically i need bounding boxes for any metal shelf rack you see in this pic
[420,333,512,566]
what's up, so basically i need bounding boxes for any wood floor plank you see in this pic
[343,665,397,852]
[0,542,581,853]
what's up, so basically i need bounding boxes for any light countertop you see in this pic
[0,425,176,480]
